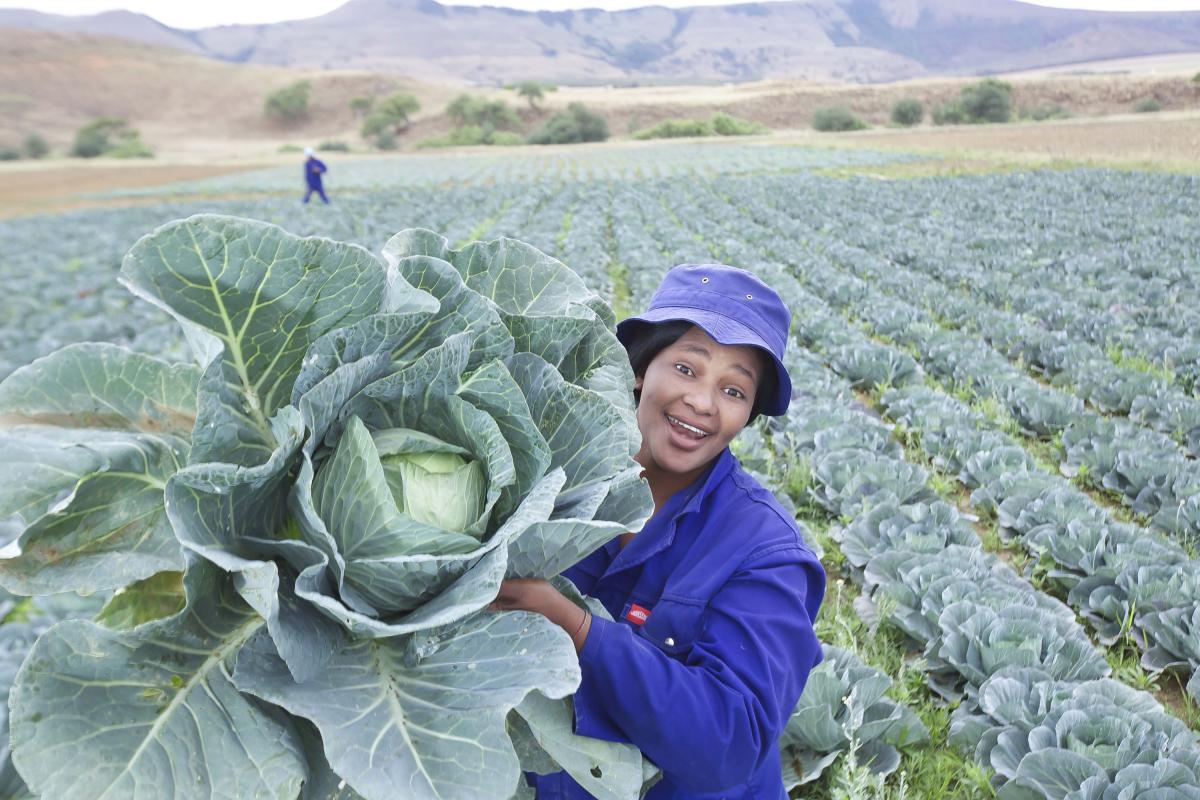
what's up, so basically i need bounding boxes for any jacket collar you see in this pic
[603,449,737,578]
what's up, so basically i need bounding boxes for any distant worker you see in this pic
[303,147,329,204]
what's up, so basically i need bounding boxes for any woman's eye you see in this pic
[674,364,694,377]
[724,387,746,400]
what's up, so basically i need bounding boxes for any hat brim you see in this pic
[617,308,791,416]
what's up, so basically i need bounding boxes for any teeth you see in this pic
[667,415,707,437]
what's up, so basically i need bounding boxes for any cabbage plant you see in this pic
[0,216,655,800]
[779,646,928,787]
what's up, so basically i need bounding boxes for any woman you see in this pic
[493,263,826,799]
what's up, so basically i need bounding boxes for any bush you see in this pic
[710,112,767,136]
[890,98,923,126]
[277,144,303,153]
[374,130,398,151]
[23,133,48,159]
[0,147,20,161]
[960,79,1012,123]
[264,80,311,125]
[318,140,350,152]
[1019,103,1070,121]
[812,106,867,132]
[444,95,520,131]
[489,131,525,146]
[527,103,609,144]
[1193,71,1200,84]
[932,101,968,125]
[349,96,373,117]
[633,118,712,139]
[106,138,153,158]
[1133,97,1162,113]
[416,125,487,149]
[71,117,149,158]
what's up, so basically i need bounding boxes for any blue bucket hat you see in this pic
[616,263,793,416]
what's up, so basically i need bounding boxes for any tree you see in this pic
[516,81,545,111]
[812,106,868,132]
[71,117,140,158]
[361,93,421,146]
[527,103,609,145]
[349,96,373,119]
[959,79,1011,123]
[890,98,923,127]
[23,132,48,159]
[445,95,520,131]
[264,80,312,125]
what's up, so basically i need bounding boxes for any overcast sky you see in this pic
[8,0,1200,28]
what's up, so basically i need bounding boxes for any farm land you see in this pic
[2,63,1200,798]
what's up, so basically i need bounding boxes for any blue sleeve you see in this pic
[572,544,824,792]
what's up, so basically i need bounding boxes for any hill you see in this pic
[3,27,1199,161]
[4,0,1200,85]
[0,29,461,158]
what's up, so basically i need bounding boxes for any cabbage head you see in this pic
[0,216,655,800]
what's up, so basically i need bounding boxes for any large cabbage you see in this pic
[0,216,655,800]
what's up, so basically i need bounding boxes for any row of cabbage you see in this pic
[640,173,1200,550]
[106,144,915,197]
[812,244,1200,547]
[0,181,593,380]
[777,276,1200,707]
[758,285,1200,798]
[817,169,1200,395]
[669,182,1200,705]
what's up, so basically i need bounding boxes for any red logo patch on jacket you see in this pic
[625,603,652,625]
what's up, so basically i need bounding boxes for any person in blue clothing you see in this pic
[492,263,826,799]
[302,147,329,204]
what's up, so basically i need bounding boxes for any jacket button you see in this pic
[664,637,675,646]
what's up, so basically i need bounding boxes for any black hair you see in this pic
[622,320,778,424]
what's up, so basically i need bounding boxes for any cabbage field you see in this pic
[1,142,1199,799]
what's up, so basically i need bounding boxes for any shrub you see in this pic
[318,140,350,152]
[374,130,398,151]
[932,101,968,125]
[488,130,525,146]
[349,96,373,117]
[1019,103,1071,121]
[105,138,154,158]
[0,146,20,161]
[812,106,867,132]
[960,79,1012,123]
[23,132,48,159]
[1134,97,1162,113]
[632,118,713,139]
[890,98,923,126]
[71,117,148,158]
[264,80,311,124]
[444,95,520,131]
[1193,71,1200,83]
[527,103,610,144]
[710,112,767,136]
[416,126,486,149]
[277,143,303,153]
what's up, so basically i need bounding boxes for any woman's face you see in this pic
[633,325,761,487]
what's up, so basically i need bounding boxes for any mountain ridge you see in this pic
[4,0,1200,84]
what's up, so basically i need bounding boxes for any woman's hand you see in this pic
[490,578,592,653]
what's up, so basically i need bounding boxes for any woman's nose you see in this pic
[684,387,716,415]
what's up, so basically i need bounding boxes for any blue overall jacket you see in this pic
[305,157,327,189]
[531,448,826,799]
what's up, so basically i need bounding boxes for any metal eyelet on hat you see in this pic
[664,637,675,646]
[746,294,753,300]
[701,277,709,284]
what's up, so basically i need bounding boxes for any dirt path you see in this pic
[0,163,268,219]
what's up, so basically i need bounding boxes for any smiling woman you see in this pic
[491,263,827,799]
